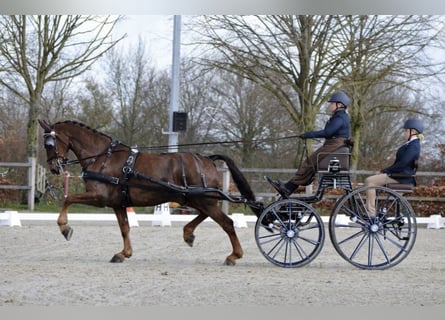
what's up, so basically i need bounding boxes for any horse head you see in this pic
[38,119,71,174]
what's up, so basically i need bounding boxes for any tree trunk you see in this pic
[27,97,42,158]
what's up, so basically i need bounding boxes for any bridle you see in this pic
[43,129,71,174]
[42,125,126,174]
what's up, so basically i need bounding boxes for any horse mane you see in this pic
[55,120,114,141]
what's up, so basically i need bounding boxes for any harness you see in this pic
[81,149,210,208]
[80,146,138,207]
[121,148,138,207]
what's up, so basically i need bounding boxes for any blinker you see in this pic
[44,132,56,149]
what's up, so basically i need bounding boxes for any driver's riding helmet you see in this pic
[328,91,351,108]
[403,118,424,134]
[328,91,350,108]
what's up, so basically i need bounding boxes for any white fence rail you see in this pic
[1,210,444,230]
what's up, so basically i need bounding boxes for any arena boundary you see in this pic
[1,210,444,229]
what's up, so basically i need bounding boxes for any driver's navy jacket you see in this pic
[302,109,350,139]
[381,138,420,185]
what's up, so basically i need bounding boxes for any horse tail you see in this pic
[208,154,263,217]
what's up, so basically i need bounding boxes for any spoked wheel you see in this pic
[329,186,417,270]
[255,198,325,268]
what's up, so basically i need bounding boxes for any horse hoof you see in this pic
[224,258,236,266]
[62,227,73,241]
[184,234,195,247]
[110,255,124,263]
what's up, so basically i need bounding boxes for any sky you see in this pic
[113,15,445,71]
[112,15,187,70]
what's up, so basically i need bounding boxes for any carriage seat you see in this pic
[386,182,414,193]
[385,160,418,194]
[316,145,351,174]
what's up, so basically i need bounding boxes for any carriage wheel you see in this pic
[255,198,325,268]
[328,186,417,270]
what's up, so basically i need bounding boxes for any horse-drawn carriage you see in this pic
[39,120,417,270]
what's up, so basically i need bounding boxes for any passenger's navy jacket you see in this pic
[382,138,420,185]
[302,109,350,139]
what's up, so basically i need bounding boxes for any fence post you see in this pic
[28,157,36,211]
[35,164,46,193]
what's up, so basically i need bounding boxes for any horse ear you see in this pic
[38,119,52,131]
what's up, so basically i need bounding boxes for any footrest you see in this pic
[386,183,414,193]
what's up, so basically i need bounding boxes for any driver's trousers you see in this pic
[288,137,347,186]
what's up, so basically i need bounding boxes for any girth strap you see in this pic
[121,148,139,207]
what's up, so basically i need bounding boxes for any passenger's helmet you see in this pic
[328,92,350,108]
[403,118,424,133]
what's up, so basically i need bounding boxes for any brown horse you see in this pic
[38,119,262,265]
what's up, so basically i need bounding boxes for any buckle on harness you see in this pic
[122,166,132,174]
[110,177,120,184]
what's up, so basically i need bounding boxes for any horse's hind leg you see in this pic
[190,205,243,266]
[183,213,208,247]
[217,211,244,266]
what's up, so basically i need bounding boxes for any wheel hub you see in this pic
[370,223,380,232]
[286,229,296,238]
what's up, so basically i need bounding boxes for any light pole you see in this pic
[168,15,181,153]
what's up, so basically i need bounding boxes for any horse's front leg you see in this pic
[56,191,109,241]
[57,202,73,241]
[110,207,133,263]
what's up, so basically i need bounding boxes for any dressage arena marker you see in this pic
[126,207,139,227]
[334,214,351,226]
[0,210,21,227]
[231,213,248,228]
[426,214,445,229]
[152,203,172,227]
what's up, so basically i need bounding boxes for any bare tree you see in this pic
[40,78,77,121]
[70,77,114,130]
[76,38,171,149]
[191,15,445,170]
[190,15,350,163]
[209,69,296,167]
[335,15,445,168]
[103,39,156,145]
[0,15,124,158]
[178,60,220,149]
[0,91,28,162]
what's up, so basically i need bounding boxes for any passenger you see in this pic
[267,91,351,197]
[364,118,423,216]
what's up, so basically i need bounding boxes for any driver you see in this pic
[267,91,351,197]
